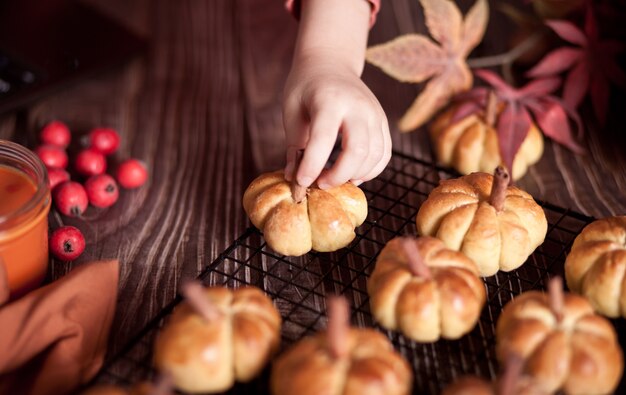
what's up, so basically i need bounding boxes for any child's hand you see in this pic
[283,54,391,189]
[282,0,391,190]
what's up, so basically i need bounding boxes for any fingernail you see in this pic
[352,179,363,186]
[299,176,313,187]
[318,182,330,190]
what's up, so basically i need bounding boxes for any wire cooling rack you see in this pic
[92,151,626,394]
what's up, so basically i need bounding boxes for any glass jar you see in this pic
[0,140,51,299]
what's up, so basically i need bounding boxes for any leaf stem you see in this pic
[467,31,545,69]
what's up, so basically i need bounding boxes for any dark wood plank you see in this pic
[238,0,298,173]
[0,0,623,374]
[3,0,252,356]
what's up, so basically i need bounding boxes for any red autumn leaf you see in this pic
[496,102,532,174]
[527,4,626,125]
[518,76,562,98]
[546,20,588,46]
[525,47,583,77]
[563,60,589,110]
[471,69,585,172]
[450,87,488,123]
[525,97,585,154]
[590,71,610,128]
[366,0,489,131]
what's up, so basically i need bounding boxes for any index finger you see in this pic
[296,111,341,187]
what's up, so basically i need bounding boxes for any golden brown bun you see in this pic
[154,287,281,393]
[416,172,547,276]
[429,105,544,181]
[81,386,129,395]
[565,216,626,318]
[496,291,623,395]
[442,375,550,395]
[270,328,412,395]
[81,382,167,395]
[243,171,367,256]
[128,383,155,395]
[367,237,486,342]
[442,377,494,395]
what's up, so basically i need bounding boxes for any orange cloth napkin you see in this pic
[0,259,119,395]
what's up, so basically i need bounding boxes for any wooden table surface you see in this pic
[1,0,625,361]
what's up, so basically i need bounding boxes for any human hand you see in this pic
[282,53,391,190]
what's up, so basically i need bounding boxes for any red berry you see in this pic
[40,121,71,147]
[85,174,119,208]
[54,181,88,217]
[74,149,107,176]
[116,159,148,189]
[35,145,68,169]
[48,168,70,190]
[89,127,120,155]
[50,226,85,261]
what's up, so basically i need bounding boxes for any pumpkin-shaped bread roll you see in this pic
[442,355,549,395]
[565,215,626,318]
[416,166,547,276]
[271,297,412,395]
[442,377,494,395]
[442,374,549,395]
[367,236,486,342]
[429,95,543,181]
[82,382,168,395]
[81,386,130,395]
[243,170,367,256]
[154,283,281,394]
[496,278,623,395]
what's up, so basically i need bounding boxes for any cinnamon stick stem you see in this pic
[181,281,222,322]
[150,373,174,395]
[548,276,564,323]
[0,256,9,306]
[291,149,307,203]
[401,237,432,279]
[328,296,350,359]
[489,166,510,212]
[498,353,523,395]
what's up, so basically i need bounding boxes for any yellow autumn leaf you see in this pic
[366,0,489,132]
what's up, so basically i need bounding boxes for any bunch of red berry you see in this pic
[35,120,149,261]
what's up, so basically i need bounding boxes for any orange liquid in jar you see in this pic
[0,165,50,298]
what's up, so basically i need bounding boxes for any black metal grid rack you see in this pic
[93,151,626,394]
